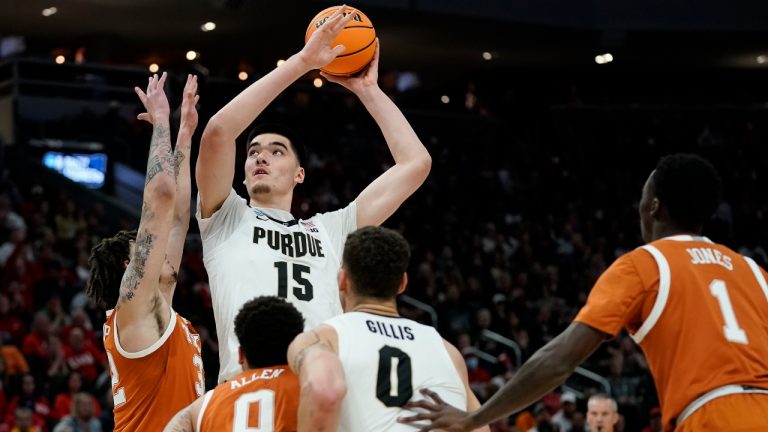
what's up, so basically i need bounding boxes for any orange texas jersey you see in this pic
[576,235,768,430]
[103,308,204,431]
[198,366,299,432]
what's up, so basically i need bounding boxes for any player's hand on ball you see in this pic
[298,5,357,70]
[321,38,379,94]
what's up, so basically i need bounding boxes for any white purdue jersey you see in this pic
[197,189,356,382]
[325,312,467,432]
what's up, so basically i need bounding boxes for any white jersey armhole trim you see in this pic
[630,245,671,344]
[196,389,215,432]
[113,307,176,359]
[743,256,768,302]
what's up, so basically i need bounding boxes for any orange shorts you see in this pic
[676,393,768,431]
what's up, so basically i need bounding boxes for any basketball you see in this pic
[305,6,376,76]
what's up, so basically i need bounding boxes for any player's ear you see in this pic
[396,272,408,295]
[650,197,661,220]
[238,346,244,366]
[294,167,305,185]
[338,268,348,293]
[123,259,129,269]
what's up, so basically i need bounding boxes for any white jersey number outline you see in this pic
[709,279,749,344]
[233,389,275,432]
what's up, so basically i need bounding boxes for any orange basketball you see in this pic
[305,6,376,76]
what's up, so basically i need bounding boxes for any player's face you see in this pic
[639,171,656,244]
[586,399,619,432]
[244,133,304,198]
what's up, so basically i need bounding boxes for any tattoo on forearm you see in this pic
[293,330,327,374]
[119,223,155,304]
[145,124,174,186]
[172,151,186,179]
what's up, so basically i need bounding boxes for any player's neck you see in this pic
[349,300,399,317]
[652,223,701,242]
[249,193,293,213]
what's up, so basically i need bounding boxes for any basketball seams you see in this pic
[305,5,376,75]
[336,36,377,58]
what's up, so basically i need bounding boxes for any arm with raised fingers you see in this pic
[399,322,606,431]
[196,6,357,217]
[117,72,176,351]
[323,41,432,227]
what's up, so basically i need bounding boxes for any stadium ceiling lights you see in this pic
[595,53,614,65]
[201,22,217,32]
[42,7,58,17]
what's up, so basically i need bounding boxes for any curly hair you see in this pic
[86,230,136,309]
[234,296,305,369]
[342,226,411,299]
[653,154,722,231]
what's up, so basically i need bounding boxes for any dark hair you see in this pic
[652,154,723,230]
[234,296,305,369]
[246,123,306,167]
[342,226,411,299]
[86,230,136,309]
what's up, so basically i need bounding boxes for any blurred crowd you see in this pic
[1,69,767,431]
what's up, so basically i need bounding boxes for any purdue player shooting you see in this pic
[195,6,432,383]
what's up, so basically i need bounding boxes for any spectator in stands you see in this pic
[570,412,585,432]
[527,403,555,432]
[46,336,69,383]
[21,314,50,373]
[6,407,40,432]
[52,393,101,432]
[0,333,29,376]
[59,312,97,349]
[640,407,662,432]
[0,297,24,345]
[551,391,578,431]
[61,329,104,386]
[51,373,100,422]
[4,375,48,429]
[0,228,29,269]
[42,297,69,337]
[0,196,26,241]
[586,394,619,432]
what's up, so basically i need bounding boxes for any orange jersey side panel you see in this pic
[576,237,768,430]
[103,310,204,432]
[676,393,768,431]
[200,366,299,432]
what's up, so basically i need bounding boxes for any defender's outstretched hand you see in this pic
[398,389,478,432]
[179,74,200,136]
[135,72,170,123]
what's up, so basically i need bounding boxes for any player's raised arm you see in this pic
[287,325,347,432]
[163,75,199,303]
[400,322,606,431]
[322,41,432,227]
[116,73,176,346]
[196,6,356,218]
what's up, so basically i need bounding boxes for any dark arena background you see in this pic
[0,1,767,431]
